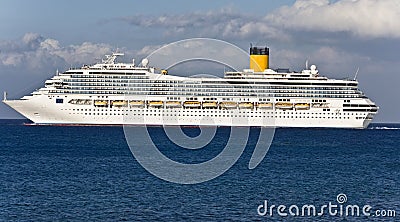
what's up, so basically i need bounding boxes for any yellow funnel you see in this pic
[250,46,269,72]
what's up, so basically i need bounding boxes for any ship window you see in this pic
[56,98,63,103]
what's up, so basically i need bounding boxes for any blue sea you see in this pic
[0,119,399,221]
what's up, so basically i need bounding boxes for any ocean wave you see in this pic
[369,126,400,130]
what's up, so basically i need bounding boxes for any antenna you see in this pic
[354,67,360,80]
[305,60,309,70]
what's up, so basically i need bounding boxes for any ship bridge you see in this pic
[86,53,152,71]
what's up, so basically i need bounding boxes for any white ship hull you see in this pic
[3,95,375,128]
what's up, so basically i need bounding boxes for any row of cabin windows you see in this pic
[61,108,364,116]
[48,90,362,98]
[70,112,360,120]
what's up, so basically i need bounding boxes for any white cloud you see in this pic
[267,0,400,39]
[40,38,60,51]
[22,32,45,50]
[135,44,165,57]
[111,1,400,41]
[58,42,114,65]
[116,8,290,41]
[1,53,24,66]
[0,33,114,69]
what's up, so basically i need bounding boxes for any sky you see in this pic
[0,0,399,122]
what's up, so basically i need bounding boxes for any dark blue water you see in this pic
[0,119,399,221]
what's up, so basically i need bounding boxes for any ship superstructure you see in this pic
[3,46,378,128]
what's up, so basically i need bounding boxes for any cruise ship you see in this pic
[3,46,378,128]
